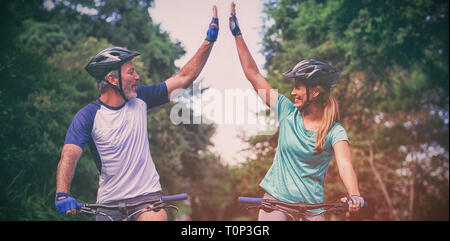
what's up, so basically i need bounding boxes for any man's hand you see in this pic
[229,2,242,36]
[55,192,82,215]
[205,5,219,42]
[166,5,216,96]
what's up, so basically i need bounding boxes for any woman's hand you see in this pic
[341,195,365,212]
[229,1,242,36]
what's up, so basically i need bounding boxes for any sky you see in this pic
[148,0,274,165]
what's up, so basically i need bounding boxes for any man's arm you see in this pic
[165,40,214,97]
[165,6,218,98]
[56,144,83,194]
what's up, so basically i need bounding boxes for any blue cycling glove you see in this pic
[229,13,242,36]
[55,192,82,214]
[206,18,219,42]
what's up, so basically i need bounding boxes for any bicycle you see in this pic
[238,196,368,221]
[76,193,188,221]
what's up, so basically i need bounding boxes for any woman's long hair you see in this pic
[313,91,340,153]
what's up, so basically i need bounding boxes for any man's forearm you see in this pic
[56,160,76,193]
[56,144,82,194]
[177,40,214,86]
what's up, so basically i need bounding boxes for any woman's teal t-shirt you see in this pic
[259,94,349,213]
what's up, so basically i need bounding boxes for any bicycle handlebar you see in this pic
[77,193,188,209]
[238,196,368,209]
[162,193,188,202]
[238,197,264,203]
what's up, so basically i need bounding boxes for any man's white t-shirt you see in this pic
[64,83,169,204]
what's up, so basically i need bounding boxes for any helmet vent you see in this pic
[94,56,107,63]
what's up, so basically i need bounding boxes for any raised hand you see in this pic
[229,1,242,36]
[206,5,219,42]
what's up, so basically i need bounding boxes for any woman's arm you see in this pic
[230,2,278,108]
[333,140,363,212]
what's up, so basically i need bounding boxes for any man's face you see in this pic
[120,61,140,100]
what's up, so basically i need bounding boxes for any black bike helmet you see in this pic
[85,47,140,101]
[283,59,339,112]
[283,59,339,89]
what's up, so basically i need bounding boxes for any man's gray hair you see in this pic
[97,70,119,93]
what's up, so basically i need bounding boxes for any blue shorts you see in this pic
[95,191,167,221]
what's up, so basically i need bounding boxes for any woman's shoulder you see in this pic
[330,122,346,132]
[329,122,348,137]
[277,93,293,106]
[276,93,297,120]
[327,122,349,146]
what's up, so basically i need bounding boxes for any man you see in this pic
[55,6,219,221]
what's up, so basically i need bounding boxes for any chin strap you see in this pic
[299,83,327,114]
[116,67,128,102]
[105,67,128,102]
[299,83,315,114]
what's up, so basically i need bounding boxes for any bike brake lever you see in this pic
[78,206,97,216]
[164,204,179,212]
[246,204,261,210]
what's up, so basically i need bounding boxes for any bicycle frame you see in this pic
[238,196,368,221]
[77,193,188,221]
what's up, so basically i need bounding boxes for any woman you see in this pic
[229,2,364,221]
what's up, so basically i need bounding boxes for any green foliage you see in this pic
[1,0,448,221]
[236,0,449,220]
[0,41,97,220]
[0,0,224,221]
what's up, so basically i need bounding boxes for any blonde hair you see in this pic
[314,92,340,153]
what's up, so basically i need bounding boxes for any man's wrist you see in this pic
[56,193,68,201]
[204,40,214,46]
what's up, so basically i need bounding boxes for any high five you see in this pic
[55,2,364,222]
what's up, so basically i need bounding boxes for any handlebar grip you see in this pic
[238,197,263,203]
[76,202,84,209]
[162,193,188,202]
[344,201,368,207]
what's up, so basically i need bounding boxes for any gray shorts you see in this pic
[96,191,167,221]
[257,192,325,221]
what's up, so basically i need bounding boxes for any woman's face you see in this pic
[291,82,320,108]
[291,82,308,108]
